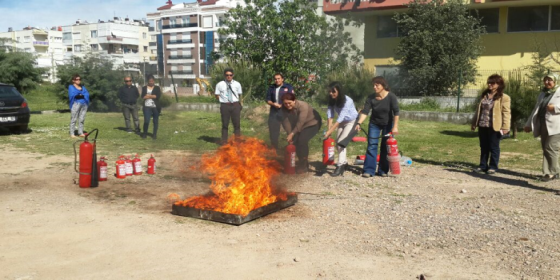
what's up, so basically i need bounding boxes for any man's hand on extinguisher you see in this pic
[287,132,294,143]
[391,127,399,135]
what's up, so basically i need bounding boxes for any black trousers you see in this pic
[268,108,282,150]
[143,106,159,136]
[122,103,139,131]
[220,102,241,143]
[478,127,501,171]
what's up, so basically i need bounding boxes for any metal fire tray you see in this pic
[172,194,298,225]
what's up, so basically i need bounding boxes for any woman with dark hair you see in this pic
[471,74,511,174]
[281,92,322,174]
[68,74,90,138]
[323,82,359,176]
[141,75,162,140]
[524,73,560,182]
[354,76,400,178]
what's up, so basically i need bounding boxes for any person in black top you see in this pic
[141,75,161,140]
[266,73,293,150]
[117,76,140,133]
[354,76,400,178]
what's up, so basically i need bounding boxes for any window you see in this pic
[91,30,98,38]
[552,6,560,30]
[377,15,399,38]
[75,44,82,52]
[63,32,72,40]
[90,44,98,51]
[143,32,147,39]
[473,8,499,33]
[24,36,31,42]
[170,18,176,27]
[24,48,31,52]
[203,16,213,28]
[143,46,148,52]
[508,6,549,32]
[182,16,189,24]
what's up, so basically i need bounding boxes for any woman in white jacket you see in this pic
[524,73,560,182]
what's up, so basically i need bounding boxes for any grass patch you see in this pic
[24,83,67,111]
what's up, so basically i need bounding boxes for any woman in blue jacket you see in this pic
[68,74,90,138]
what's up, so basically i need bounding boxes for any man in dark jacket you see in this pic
[266,73,293,150]
[118,76,140,133]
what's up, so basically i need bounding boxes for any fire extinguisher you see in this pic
[322,136,335,165]
[386,133,401,175]
[73,129,99,188]
[116,155,127,179]
[147,154,156,174]
[284,142,296,174]
[125,155,133,176]
[98,156,108,181]
[133,154,142,175]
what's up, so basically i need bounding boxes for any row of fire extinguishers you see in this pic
[74,128,157,188]
[282,129,402,175]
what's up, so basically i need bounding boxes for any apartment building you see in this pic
[323,0,560,73]
[146,0,245,84]
[61,18,151,69]
[0,27,65,82]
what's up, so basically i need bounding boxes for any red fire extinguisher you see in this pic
[98,156,108,181]
[147,154,156,174]
[284,142,296,174]
[116,155,127,179]
[74,129,99,188]
[386,133,401,175]
[125,155,133,176]
[323,137,335,165]
[133,154,142,175]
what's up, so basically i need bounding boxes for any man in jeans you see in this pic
[118,76,140,133]
[215,68,242,144]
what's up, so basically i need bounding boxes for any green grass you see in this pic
[24,84,67,112]
[0,107,543,172]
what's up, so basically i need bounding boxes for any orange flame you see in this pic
[175,137,289,216]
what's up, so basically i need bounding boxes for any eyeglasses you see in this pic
[225,74,233,77]
[125,80,132,82]
[487,82,496,85]
[74,78,81,81]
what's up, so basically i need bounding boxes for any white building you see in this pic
[146,0,245,84]
[0,27,65,83]
[61,18,151,71]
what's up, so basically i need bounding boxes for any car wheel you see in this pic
[19,125,28,134]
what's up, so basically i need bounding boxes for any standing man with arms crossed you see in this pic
[266,73,293,151]
[118,76,140,133]
[215,68,243,144]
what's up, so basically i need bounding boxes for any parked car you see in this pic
[0,83,30,133]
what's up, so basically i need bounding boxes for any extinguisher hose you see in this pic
[359,127,391,139]
[85,128,99,142]
[73,140,82,174]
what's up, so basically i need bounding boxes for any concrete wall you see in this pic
[399,111,473,125]
[400,96,477,109]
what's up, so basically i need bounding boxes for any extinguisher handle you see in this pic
[85,128,99,142]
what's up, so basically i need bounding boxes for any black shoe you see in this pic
[331,164,347,177]
[152,135,157,140]
[141,133,147,139]
[376,172,388,177]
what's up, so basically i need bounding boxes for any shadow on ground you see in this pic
[197,135,221,145]
[440,130,478,138]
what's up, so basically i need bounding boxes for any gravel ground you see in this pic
[1,147,559,279]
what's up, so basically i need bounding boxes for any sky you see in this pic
[0,0,172,31]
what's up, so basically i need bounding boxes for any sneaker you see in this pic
[127,129,133,133]
[152,135,157,140]
[486,169,497,175]
[361,173,373,178]
[141,134,147,139]
[540,175,556,182]
[376,172,388,177]
[473,168,486,174]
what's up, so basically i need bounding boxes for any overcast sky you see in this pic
[0,0,175,31]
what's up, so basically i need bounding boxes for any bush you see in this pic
[321,65,376,106]
[159,94,174,109]
[506,78,537,138]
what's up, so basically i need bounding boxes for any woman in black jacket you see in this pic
[141,75,161,140]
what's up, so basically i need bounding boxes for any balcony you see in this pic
[168,55,193,59]
[168,39,192,44]
[149,42,157,46]
[33,41,49,47]
[323,0,409,14]
[169,70,193,75]
[162,23,198,29]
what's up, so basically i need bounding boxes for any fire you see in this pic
[174,137,290,216]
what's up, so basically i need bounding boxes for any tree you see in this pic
[217,0,362,99]
[0,50,45,93]
[394,0,485,96]
[56,54,126,112]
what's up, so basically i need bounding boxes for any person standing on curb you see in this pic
[215,68,243,144]
[68,74,90,138]
[266,73,293,151]
[118,76,140,133]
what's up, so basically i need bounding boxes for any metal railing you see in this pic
[168,55,193,59]
[149,42,157,46]
[168,39,193,44]
[169,70,193,75]
[162,23,198,29]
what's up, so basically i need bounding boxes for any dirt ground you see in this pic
[1,146,559,280]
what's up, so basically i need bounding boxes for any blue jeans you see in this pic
[478,127,501,171]
[363,123,392,176]
[143,106,159,136]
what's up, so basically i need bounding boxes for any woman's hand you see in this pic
[392,127,399,135]
[471,125,476,131]
[501,129,509,135]
[287,132,294,143]
[547,104,556,112]
[355,124,361,131]
[523,126,531,133]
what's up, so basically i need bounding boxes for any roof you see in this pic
[157,0,174,10]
